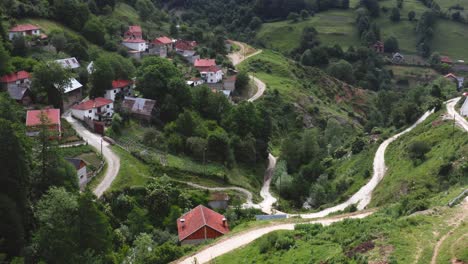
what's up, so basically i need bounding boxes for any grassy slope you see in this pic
[371,111,468,207]
[256,2,468,59]
[238,50,372,122]
[256,10,360,53]
[215,204,467,263]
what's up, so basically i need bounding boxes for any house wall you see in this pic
[182,226,224,245]
[202,71,223,83]
[9,29,40,40]
[122,41,147,52]
[105,86,133,101]
[78,166,87,187]
[72,103,114,121]
[461,97,468,117]
[63,88,83,110]
[208,200,228,210]
[223,80,235,91]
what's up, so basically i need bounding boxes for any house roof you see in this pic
[26,109,60,127]
[65,158,86,170]
[123,38,146,43]
[175,40,198,51]
[71,98,113,111]
[444,73,457,79]
[153,36,172,45]
[441,56,453,63]
[7,85,30,100]
[112,79,133,89]
[57,78,82,93]
[177,205,229,241]
[0,71,31,83]
[195,59,216,68]
[200,65,222,73]
[127,25,142,34]
[122,97,156,117]
[9,24,40,32]
[55,57,80,69]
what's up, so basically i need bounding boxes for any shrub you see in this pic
[274,235,294,250]
[407,141,431,162]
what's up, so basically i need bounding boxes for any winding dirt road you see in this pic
[227,40,265,102]
[64,112,120,197]
[175,211,374,264]
[447,97,468,131]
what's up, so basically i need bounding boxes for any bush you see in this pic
[274,235,294,250]
[407,141,431,162]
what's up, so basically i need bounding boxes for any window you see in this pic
[114,90,117,93]
[107,105,110,108]
[88,110,92,113]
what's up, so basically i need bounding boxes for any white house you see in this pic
[87,61,95,74]
[105,80,134,101]
[55,57,80,70]
[186,77,204,87]
[65,158,88,189]
[122,38,147,52]
[9,24,42,40]
[71,97,114,122]
[461,96,468,117]
[200,66,223,83]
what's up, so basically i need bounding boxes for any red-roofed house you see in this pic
[105,80,134,101]
[26,109,61,137]
[200,65,223,83]
[194,59,216,71]
[124,25,142,39]
[441,56,453,64]
[175,40,199,63]
[9,24,42,40]
[1,71,31,89]
[177,205,229,245]
[149,36,174,58]
[153,36,173,50]
[71,98,114,122]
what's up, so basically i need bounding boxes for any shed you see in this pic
[121,97,156,121]
[208,192,230,210]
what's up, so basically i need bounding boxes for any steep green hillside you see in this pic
[238,50,373,125]
[215,202,468,263]
[371,111,468,207]
[256,10,360,54]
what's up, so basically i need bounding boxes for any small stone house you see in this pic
[65,158,87,189]
[208,192,230,210]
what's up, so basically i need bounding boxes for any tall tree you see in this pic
[90,57,115,98]
[31,62,72,109]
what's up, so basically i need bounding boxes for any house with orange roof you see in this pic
[104,80,134,101]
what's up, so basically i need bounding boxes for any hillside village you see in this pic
[0,0,468,263]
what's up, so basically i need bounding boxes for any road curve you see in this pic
[227,40,265,102]
[446,97,468,132]
[175,211,374,264]
[296,109,434,218]
[64,112,120,197]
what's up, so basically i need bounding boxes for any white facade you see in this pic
[122,41,147,52]
[9,29,40,40]
[78,166,87,187]
[55,57,80,69]
[461,97,468,117]
[201,70,223,83]
[105,87,133,101]
[71,103,114,121]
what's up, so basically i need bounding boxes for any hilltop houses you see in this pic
[175,40,199,63]
[122,97,156,122]
[54,58,84,110]
[9,24,45,40]
[122,25,147,59]
[194,59,223,84]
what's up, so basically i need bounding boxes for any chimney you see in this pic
[222,217,227,227]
